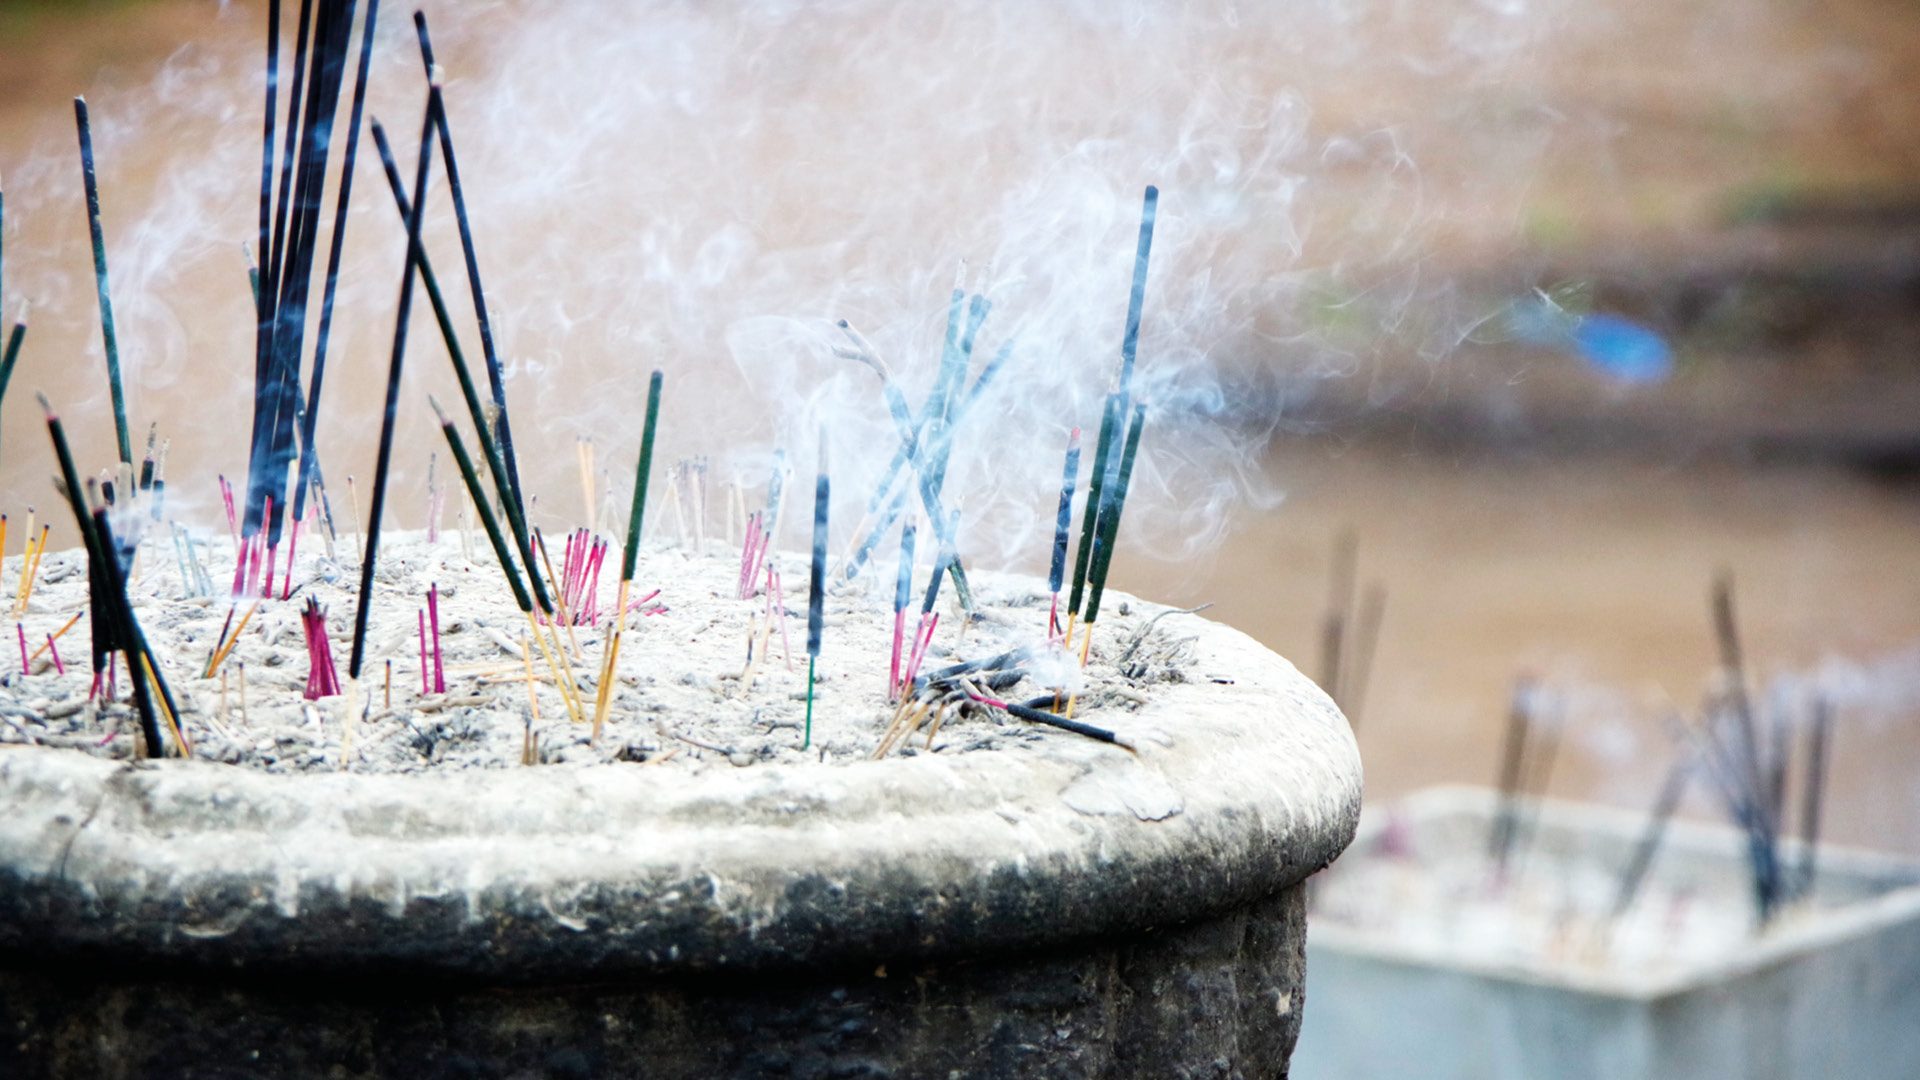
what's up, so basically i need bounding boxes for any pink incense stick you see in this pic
[231,535,251,597]
[262,544,277,600]
[280,514,302,600]
[888,608,906,702]
[46,634,65,675]
[768,563,793,669]
[902,613,940,694]
[584,539,607,624]
[219,475,238,542]
[418,609,430,695]
[16,624,28,675]
[427,584,446,694]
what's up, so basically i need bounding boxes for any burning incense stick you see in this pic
[1047,427,1081,638]
[1075,403,1148,663]
[890,524,915,700]
[348,88,438,683]
[1116,185,1159,401]
[965,688,1135,750]
[293,0,380,532]
[1064,394,1121,645]
[411,12,525,513]
[73,98,132,466]
[804,433,830,749]
[593,370,662,740]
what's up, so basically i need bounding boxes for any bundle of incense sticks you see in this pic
[43,396,181,758]
[899,512,957,698]
[243,0,381,593]
[555,528,609,625]
[301,597,341,699]
[837,319,1008,606]
[1056,186,1160,658]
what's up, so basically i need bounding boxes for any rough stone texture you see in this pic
[0,885,1308,1079]
[0,607,1357,1076]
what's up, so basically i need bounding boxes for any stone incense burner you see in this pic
[0,597,1359,1079]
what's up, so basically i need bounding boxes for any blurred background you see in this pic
[1,0,1918,851]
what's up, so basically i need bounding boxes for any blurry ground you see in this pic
[3,1,1920,852]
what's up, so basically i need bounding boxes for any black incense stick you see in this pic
[1080,403,1148,629]
[1048,427,1081,602]
[804,432,829,749]
[349,88,437,681]
[73,98,132,465]
[1117,185,1159,401]
[411,12,524,514]
[367,118,553,615]
[622,371,664,581]
[293,0,380,526]
[1066,394,1120,626]
[1488,676,1534,872]
[43,395,166,756]
[1797,693,1832,899]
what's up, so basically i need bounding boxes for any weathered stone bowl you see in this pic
[0,606,1359,1078]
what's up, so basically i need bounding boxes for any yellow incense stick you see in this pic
[524,610,583,724]
[591,578,632,742]
[521,634,542,724]
[204,600,260,678]
[29,610,82,663]
[141,652,191,758]
[17,525,50,614]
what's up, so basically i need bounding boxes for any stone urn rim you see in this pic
[0,603,1361,980]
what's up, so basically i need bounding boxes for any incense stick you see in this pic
[293,0,380,534]
[890,524,915,700]
[411,12,525,513]
[592,370,663,741]
[367,117,552,615]
[804,433,829,749]
[348,88,438,682]
[73,98,132,465]
[1116,185,1159,401]
[1047,427,1081,638]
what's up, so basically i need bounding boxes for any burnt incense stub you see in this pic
[0,555,1358,1078]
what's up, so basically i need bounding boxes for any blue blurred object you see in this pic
[1570,313,1673,384]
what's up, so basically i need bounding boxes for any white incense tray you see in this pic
[1293,785,1920,1080]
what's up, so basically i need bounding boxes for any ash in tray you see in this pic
[0,531,1193,774]
[1310,812,1831,980]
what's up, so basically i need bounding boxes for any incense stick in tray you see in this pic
[0,531,1203,775]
